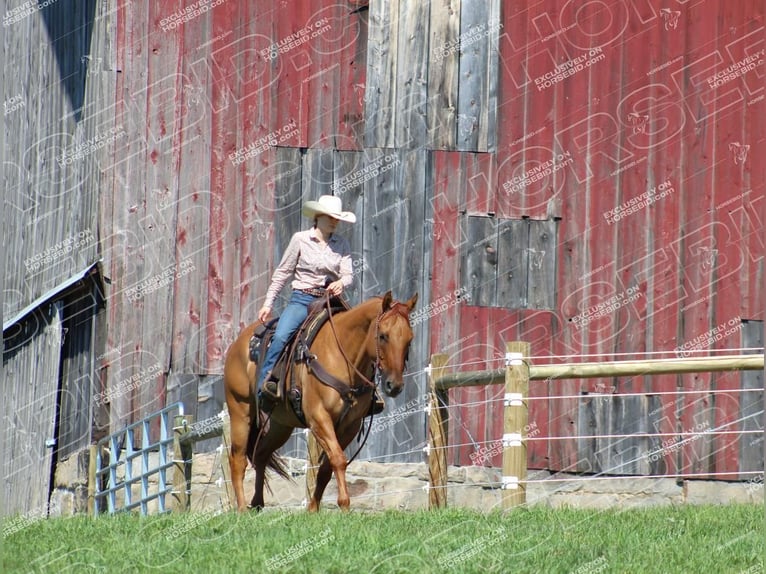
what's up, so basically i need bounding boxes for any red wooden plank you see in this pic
[644,4,686,478]
[496,0,565,220]
[206,0,242,374]
[133,0,186,424]
[336,6,368,150]
[238,1,278,332]
[709,3,756,479]
[429,151,466,466]
[546,0,597,473]
[122,0,151,429]
[678,1,719,479]
[170,4,214,373]
[274,1,312,147]
[455,306,494,467]
[463,152,496,216]
[305,3,342,148]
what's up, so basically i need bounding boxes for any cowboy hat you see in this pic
[302,195,356,223]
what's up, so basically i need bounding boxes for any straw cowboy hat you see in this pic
[302,195,357,223]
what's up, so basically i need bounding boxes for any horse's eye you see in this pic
[378,333,388,343]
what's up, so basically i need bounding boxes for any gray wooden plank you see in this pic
[272,147,305,313]
[333,150,366,304]
[3,303,62,516]
[427,0,460,149]
[196,375,226,453]
[171,7,213,373]
[496,218,529,308]
[460,215,498,306]
[456,0,489,151]
[395,0,429,149]
[364,0,400,148]
[527,219,557,309]
[302,148,336,200]
[483,0,500,152]
[739,320,764,476]
[578,394,651,475]
[57,283,100,459]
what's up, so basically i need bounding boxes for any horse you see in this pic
[223,291,418,512]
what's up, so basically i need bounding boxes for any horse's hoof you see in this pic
[247,504,263,513]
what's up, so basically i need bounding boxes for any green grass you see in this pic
[3,505,763,573]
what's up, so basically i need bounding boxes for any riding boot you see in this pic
[257,372,279,412]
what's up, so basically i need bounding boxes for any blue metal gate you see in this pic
[94,402,184,515]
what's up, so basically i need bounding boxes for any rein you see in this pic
[325,293,380,391]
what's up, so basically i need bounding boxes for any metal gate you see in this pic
[94,403,184,515]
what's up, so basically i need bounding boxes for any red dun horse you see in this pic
[224,291,417,512]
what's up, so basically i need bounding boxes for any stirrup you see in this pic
[370,390,385,415]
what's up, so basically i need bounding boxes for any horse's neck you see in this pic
[332,298,380,368]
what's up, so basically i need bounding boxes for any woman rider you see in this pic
[256,195,356,408]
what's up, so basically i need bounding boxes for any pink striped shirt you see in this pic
[263,228,353,308]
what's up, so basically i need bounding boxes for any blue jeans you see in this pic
[257,291,319,391]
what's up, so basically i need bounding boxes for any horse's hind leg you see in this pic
[250,420,293,510]
[307,455,333,513]
[251,461,267,511]
[228,403,252,512]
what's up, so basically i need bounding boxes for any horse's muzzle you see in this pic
[382,379,403,397]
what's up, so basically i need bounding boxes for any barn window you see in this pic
[460,215,558,309]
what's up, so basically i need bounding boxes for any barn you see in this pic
[3,0,763,517]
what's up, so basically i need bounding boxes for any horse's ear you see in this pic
[382,290,393,311]
[405,292,418,312]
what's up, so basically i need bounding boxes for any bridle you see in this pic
[325,294,412,394]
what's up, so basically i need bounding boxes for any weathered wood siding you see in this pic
[3,0,114,515]
[3,303,63,515]
[6,0,759,484]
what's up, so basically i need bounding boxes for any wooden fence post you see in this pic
[88,444,97,515]
[428,354,449,509]
[502,341,530,509]
[172,415,193,512]
[305,431,321,504]
[218,408,236,511]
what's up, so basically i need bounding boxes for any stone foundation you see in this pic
[47,448,764,516]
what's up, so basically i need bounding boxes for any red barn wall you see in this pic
[102,0,764,474]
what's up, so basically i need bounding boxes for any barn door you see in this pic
[2,301,63,517]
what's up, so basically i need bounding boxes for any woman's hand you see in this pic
[326,280,344,296]
[257,306,272,323]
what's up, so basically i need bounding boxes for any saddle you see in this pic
[249,296,351,422]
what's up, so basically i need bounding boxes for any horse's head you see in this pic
[373,291,418,397]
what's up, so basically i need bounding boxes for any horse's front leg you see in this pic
[308,412,351,512]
